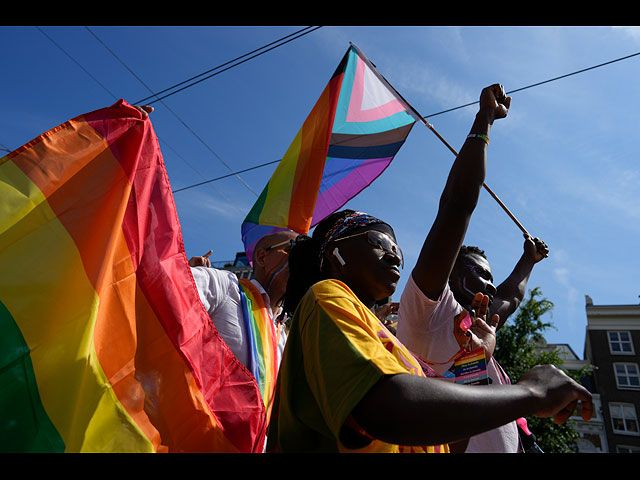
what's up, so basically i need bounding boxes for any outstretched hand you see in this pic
[517,364,594,424]
[375,302,398,322]
[453,292,499,361]
[189,250,213,268]
[375,302,399,334]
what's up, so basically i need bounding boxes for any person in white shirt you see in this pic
[398,240,548,453]
[396,83,547,453]
[189,230,298,371]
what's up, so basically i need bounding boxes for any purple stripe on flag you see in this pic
[312,156,392,224]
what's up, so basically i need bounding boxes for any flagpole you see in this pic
[419,117,531,238]
[350,44,531,238]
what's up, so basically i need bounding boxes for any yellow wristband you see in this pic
[467,133,489,145]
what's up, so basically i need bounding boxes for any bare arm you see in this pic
[412,84,511,300]
[350,364,592,447]
[491,236,549,329]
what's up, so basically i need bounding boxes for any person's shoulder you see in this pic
[401,272,457,305]
[191,266,239,289]
[293,279,360,316]
[310,278,356,300]
[196,265,237,277]
[309,280,373,321]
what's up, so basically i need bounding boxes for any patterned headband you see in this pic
[319,211,386,260]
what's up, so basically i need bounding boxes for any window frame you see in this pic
[613,362,640,391]
[609,402,640,436]
[616,444,640,453]
[607,331,635,355]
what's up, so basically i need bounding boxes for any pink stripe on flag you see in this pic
[346,56,406,123]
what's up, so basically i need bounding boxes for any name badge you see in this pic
[451,347,489,385]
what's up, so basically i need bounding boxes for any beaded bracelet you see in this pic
[467,133,490,145]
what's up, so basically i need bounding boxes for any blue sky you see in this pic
[2,26,639,357]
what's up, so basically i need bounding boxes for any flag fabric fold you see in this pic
[0,100,266,453]
[241,43,420,262]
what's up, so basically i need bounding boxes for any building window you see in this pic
[614,363,640,390]
[608,331,634,355]
[616,445,640,453]
[609,403,639,436]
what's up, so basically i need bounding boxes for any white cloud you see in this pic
[176,188,250,221]
[551,263,581,326]
[552,162,640,225]
[612,26,640,44]
[389,60,474,115]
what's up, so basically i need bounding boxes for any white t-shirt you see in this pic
[190,267,287,371]
[396,274,520,453]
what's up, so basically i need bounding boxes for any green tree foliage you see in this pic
[495,287,594,453]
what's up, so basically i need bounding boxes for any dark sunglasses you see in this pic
[334,230,404,268]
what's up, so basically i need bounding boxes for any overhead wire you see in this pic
[35,26,321,201]
[84,25,260,198]
[172,159,281,194]
[39,25,240,206]
[135,26,321,105]
[425,51,640,119]
[172,48,640,194]
[21,28,640,199]
[35,26,119,99]
[25,26,295,198]
[85,26,320,197]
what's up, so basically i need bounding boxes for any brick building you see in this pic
[583,296,640,452]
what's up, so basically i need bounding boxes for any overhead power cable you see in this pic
[171,48,640,194]
[172,159,281,194]
[84,26,259,199]
[36,26,119,99]
[85,26,322,197]
[33,26,321,198]
[425,51,640,119]
[136,26,323,105]
[95,25,323,196]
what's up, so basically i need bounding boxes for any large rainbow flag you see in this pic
[0,100,266,452]
[241,43,420,262]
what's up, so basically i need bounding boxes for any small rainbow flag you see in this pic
[0,100,266,452]
[238,279,280,422]
[241,43,420,262]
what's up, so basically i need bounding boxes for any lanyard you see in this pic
[422,310,489,385]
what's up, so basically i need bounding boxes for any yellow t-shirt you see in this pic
[267,279,449,453]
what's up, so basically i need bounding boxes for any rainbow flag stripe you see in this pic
[0,100,266,452]
[238,279,279,421]
[241,43,419,261]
